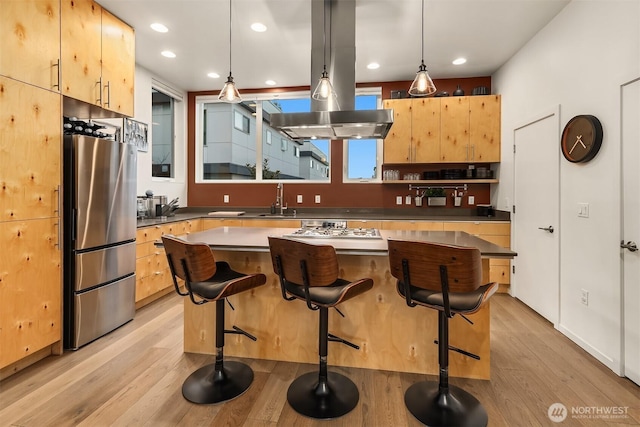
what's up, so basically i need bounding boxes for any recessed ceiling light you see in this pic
[208,72,220,78]
[265,80,276,86]
[251,22,267,32]
[161,50,176,58]
[150,23,168,33]
[452,57,467,65]
[367,62,380,70]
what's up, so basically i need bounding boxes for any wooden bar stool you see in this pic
[267,236,374,419]
[387,239,498,427]
[162,234,266,404]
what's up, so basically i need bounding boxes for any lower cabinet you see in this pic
[0,218,61,371]
[135,219,201,308]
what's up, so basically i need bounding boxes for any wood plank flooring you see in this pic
[1,293,638,426]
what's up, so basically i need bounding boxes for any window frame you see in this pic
[151,88,176,179]
[194,88,382,184]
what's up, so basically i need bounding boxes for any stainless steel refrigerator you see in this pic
[63,132,137,349]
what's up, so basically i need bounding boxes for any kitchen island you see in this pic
[176,227,516,379]
[177,226,516,380]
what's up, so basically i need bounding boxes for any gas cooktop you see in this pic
[283,220,382,239]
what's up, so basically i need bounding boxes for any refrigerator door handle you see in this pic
[71,208,77,242]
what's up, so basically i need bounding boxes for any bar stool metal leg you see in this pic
[404,311,488,426]
[182,299,254,404]
[286,307,359,419]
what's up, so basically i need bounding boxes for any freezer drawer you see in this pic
[70,274,136,349]
[75,242,136,292]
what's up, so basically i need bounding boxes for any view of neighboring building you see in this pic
[201,101,329,180]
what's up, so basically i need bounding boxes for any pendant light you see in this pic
[408,0,436,97]
[218,0,241,103]
[311,0,339,109]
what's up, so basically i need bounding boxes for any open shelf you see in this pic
[382,179,499,185]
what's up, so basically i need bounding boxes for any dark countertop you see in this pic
[137,207,510,228]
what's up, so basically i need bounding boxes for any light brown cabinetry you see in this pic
[61,0,134,116]
[383,95,501,165]
[135,219,202,308]
[443,221,511,292]
[440,95,501,163]
[0,0,61,91]
[383,98,440,163]
[0,77,62,371]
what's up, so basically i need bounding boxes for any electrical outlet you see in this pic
[581,289,589,306]
[314,195,321,204]
[223,194,229,203]
[468,196,475,205]
[297,195,303,203]
[405,195,412,205]
[396,196,403,205]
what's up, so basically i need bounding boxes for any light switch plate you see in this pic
[405,195,412,205]
[223,195,229,203]
[396,196,403,205]
[297,195,303,203]
[468,196,475,205]
[315,195,321,204]
[578,203,589,218]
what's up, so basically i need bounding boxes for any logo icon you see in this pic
[548,403,567,423]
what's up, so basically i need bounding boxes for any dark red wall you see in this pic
[187,77,492,209]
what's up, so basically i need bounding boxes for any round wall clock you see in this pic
[560,115,603,163]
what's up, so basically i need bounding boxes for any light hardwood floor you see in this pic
[1,293,638,427]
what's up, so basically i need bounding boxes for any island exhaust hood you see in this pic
[270,0,393,140]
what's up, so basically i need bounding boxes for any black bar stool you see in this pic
[387,239,498,427]
[162,234,267,404]
[267,236,374,419]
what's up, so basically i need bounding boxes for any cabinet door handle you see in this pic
[54,185,61,216]
[52,59,60,90]
[104,81,111,107]
[54,221,61,249]
[96,77,102,105]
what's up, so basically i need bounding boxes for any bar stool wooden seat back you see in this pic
[267,236,374,419]
[162,234,266,404]
[387,239,498,427]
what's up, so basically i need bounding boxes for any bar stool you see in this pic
[162,234,267,404]
[267,236,374,419]
[387,239,497,427]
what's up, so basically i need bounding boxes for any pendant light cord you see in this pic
[420,0,424,64]
[229,0,232,76]
[323,0,328,73]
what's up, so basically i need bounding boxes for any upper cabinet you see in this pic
[100,8,135,117]
[383,98,440,163]
[61,0,134,117]
[469,95,501,162]
[383,95,501,164]
[0,0,61,91]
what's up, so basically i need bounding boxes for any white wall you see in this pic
[134,65,188,203]
[493,0,640,374]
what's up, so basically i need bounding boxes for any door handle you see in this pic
[538,225,554,233]
[621,240,638,252]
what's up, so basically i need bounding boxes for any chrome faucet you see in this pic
[275,183,287,215]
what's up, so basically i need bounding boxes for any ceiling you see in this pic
[97,0,570,93]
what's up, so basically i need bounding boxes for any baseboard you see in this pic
[557,324,622,376]
[0,345,56,381]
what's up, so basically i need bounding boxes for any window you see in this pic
[345,93,383,181]
[195,90,387,182]
[234,111,250,133]
[152,89,175,178]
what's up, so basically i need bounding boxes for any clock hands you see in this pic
[568,135,586,155]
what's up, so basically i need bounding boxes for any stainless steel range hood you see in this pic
[270,0,394,140]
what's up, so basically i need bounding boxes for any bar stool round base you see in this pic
[182,361,254,404]
[287,371,359,419]
[405,382,488,427]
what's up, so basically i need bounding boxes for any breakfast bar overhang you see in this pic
[178,227,516,380]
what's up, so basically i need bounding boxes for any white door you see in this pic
[621,77,640,386]
[513,107,560,325]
